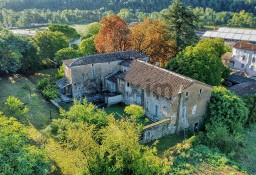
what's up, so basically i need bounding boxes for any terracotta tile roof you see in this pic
[124,60,202,98]
[63,50,147,67]
[229,82,256,96]
[233,42,256,51]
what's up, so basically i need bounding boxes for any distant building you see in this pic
[230,42,256,77]
[202,27,256,45]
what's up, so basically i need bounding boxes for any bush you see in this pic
[36,76,59,100]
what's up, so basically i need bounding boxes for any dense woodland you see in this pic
[0,0,256,28]
[1,0,256,15]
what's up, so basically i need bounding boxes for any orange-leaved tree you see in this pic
[94,14,131,53]
[130,18,177,66]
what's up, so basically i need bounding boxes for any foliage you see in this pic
[94,14,131,53]
[0,116,50,175]
[205,121,247,154]
[130,18,177,66]
[228,10,256,28]
[208,87,248,132]
[124,104,145,122]
[163,0,198,50]
[164,136,246,174]
[60,99,109,128]
[36,76,58,100]
[56,65,64,80]
[48,23,80,42]
[51,116,169,175]
[78,36,97,56]
[0,31,41,74]
[242,95,256,125]
[167,38,229,86]
[3,96,29,119]
[32,30,68,61]
[83,22,102,39]
[0,39,21,73]
[54,47,80,66]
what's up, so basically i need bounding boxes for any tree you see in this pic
[0,31,41,74]
[242,95,256,125]
[130,18,177,66]
[124,104,145,122]
[54,47,80,66]
[163,0,198,50]
[94,14,131,53]
[167,38,229,86]
[4,96,29,119]
[83,22,102,39]
[32,31,68,61]
[0,39,21,73]
[207,87,248,132]
[48,24,80,42]
[0,116,50,174]
[60,98,109,128]
[79,36,97,56]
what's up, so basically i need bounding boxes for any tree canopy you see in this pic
[48,24,80,42]
[54,47,80,66]
[0,115,50,174]
[32,30,68,61]
[94,14,131,53]
[130,18,177,66]
[167,38,229,86]
[163,0,198,50]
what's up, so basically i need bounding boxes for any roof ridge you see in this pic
[136,60,212,88]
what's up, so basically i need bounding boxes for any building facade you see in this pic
[59,51,212,133]
[231,42,256,77]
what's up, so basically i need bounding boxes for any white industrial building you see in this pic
[202,27,256,44]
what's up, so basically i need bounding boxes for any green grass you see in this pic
[145,134,184,156]
[238,125,256,174]
[104,103,127,119]
[0,74,59,129]
[27,68,58,84]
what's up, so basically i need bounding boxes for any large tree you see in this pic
[0,116,50,174]
[0,39,21,74]
[163,0,198,50]
[167,38,229,86]
[130,18,177,66]
[48,24,80,42]
[32,31,68,61]
[54,47,80,66]
[94,14,131,53]
[79,36,97,56]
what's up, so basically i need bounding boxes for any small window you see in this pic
[92,64,94,66]
[199,89,202,95]
[241,63,245,68]
[242,55,246,61]
[251,66,255,70]
[252,57,256,63]
[126,92,129,99]
[127,83,130,87]
[185,92,189,97]
[156,95,159,100]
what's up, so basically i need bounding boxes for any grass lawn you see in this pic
[104,103,127,119]
[27,68,58,84]
[145,134,184,156]
[0,74,59,129]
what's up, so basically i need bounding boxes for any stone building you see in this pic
[58,51,212,141]
[231,42,256,77]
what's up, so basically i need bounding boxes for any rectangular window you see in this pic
[155,105,159,116]
[126,92,129,99]
[127,82,130,87]
[199,89,202,95]
[241,63,245,68]
[156,95,159,100]
[146,101,149,111]
[242,55,246,61]
[92,68,95,77]
[185,92,189,97]
[252,57,256,63]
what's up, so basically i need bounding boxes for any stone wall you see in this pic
[139,118,176,144]
[105,95,123,106]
